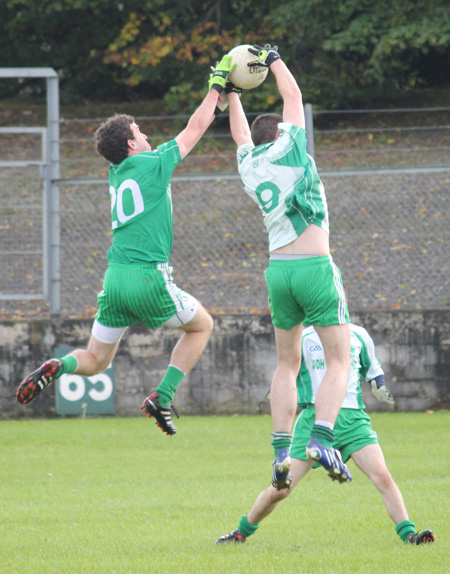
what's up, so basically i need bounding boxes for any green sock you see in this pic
[271,432,292,456]
[60,355,78,376]
[310,424,335,448]
[238,515,259,539]
[396,520,416,542]
[156,365,185,408]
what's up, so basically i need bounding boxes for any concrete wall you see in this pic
[1,310,449,419]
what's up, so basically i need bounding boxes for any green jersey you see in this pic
[107,140,182,263]
[237,123,329,251]
[297,324,384,409]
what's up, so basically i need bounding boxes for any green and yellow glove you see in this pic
[213,81,243,116]
[225,81,242,95]
[208,55,237,93]
[248,43,281,68]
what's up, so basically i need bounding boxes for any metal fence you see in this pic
[1,105,449,319]
[0,68,60,316]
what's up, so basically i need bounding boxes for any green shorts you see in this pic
[95,261,194,329]
[290,405,378,464]
[264,256,349,330]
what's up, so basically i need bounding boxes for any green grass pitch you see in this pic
[1,411,447,573]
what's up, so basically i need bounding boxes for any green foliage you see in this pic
[0,413,448,573]
[163,82,206,113]
[0,0,448,108]
[270,0,450,106]
[101,1,280,106]
[0,0,138,102]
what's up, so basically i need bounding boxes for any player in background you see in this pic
[216,323,435,546]
[16,56,237,436]
[226,44,352,487]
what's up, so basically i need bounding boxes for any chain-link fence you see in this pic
[1,107,449,318]
[1,164,44,300]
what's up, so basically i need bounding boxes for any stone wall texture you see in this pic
[1,310,449,419]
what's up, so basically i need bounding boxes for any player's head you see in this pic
[95,114,151,164]
[251,113,283,146]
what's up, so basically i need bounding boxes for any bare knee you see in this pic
[85,353,112,375]
[205,313,214,335]
[372,467,395,492]
[195,311,213,337]
[315,324,351,368]
[269,485,292,503]
[182,304,213,335]
[91,357,112,374]
[326,354,350,373]
[276,351,302,376]
[73,346,116,377]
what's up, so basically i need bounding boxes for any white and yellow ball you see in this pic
[228,44,269,90]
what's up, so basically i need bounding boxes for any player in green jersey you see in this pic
[216,324,435,546]
[226,44,352,486]
[16,56,237,436]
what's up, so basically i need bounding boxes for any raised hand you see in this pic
[247,43,281,68]
[208,55,237,93]
[225,81,242,95]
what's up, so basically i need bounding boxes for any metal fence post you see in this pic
[47,74,60,315]
[305,103,315,158]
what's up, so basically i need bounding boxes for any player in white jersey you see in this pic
[16,56,237,436]
[216,324,434,546]
[298,324,386,410]
[226,44,351,487]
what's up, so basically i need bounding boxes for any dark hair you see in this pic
[251,113,283,146]
[94,113,135,164]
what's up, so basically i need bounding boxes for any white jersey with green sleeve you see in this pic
[107,140,182,263]
[237,122,329,251]
[297,324,384,409]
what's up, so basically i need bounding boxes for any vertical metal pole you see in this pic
[305,103,315,158]
[41,130,49,300]
[47,74,60,315]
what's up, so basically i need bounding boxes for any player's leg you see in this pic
[313,323,350,425]
[217,399,317,544]
[142,296,213,435]
[108,261,211,433]
[271,325,303,433]
[16,325,122,404]
[305,324,352,482]
[166,301,214,374]
[301,256,350,429]
[59,264,129,377]
[154,298,213,404]
[351,444,434,544]
[264,261,306,488]
[247,458,312,529]
[269,324,303,489]
[298,256,351,481]
[69,331,122,375]
[352,444,409,523]
[216,458,313,544]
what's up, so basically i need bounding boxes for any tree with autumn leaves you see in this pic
[1,0,449,110]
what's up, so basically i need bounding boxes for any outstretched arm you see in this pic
[228,90,252,148]
[270,59,305,129]
[249,44,304,128]
[176,55,236,159]
[175,91,220,159]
